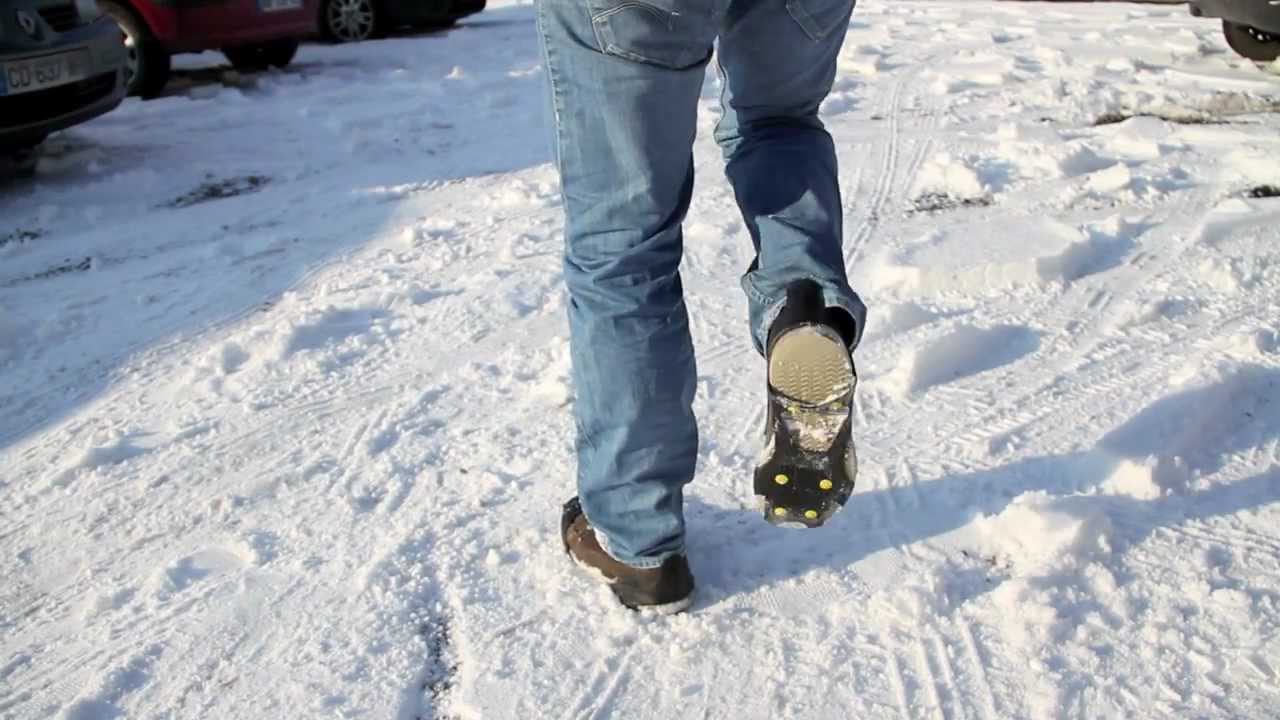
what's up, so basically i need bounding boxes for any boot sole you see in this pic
[755,325,857,528]
[566,554,695,614]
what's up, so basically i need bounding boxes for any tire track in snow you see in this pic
[855,179,1222,465]
[954,619,1001,720]
[843,75,905,269]
[564,646,636,720]
[898,637,942,720]
[912,635,949,720]
[915,189,1227,459]
[955,301,1262,460]
[1154,522,1280,557]
[844,63,942,272]
[929,632,968,720]
[339,406,389,504]
[887,648,916,720]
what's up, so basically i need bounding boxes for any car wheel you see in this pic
[1222,20,1280,62]
[223,39,301,72]
[320,0,379,43]
[100,1,171,99]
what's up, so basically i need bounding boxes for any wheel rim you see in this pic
[327,0,375,42]
[117,24,139,86]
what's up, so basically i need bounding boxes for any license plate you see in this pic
[259,0,303,12]
[0,50,90,97]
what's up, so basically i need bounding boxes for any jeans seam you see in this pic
[537,0,567,177]
[785,0,824,41]
[712,48,729,145]
[585,0,714,70]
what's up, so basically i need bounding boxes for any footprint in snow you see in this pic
[149,547,250,601]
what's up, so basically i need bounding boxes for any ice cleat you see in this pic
[754,279,858,528]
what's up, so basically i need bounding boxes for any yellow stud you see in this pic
[773,507,789,517]
[774,473,790,486]
[819,479,834,491]
[804,510,819,520]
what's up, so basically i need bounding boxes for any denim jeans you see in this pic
[538,0,868,567]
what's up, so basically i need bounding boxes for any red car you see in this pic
[99,0,319,98]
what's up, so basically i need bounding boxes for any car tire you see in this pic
[1222,20,1280,62]
[320,0,380,43]
[100,1,171,99]
[223,39,301,72]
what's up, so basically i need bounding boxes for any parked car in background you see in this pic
[318,0,484,43]
[99,0,319,98]
[1190,0,1280,61]
[1,0,127,177]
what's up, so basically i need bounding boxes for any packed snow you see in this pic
[3,1,1280,718]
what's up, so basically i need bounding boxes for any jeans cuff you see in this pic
[587,514,682,570]
[745,273,867,354]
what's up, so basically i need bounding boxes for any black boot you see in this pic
[754,279,858,528]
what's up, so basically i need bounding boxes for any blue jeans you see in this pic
[538,0,868,567]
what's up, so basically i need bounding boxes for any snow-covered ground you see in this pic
[4,1,1280,717]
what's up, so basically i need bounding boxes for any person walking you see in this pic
[541,0,867,613]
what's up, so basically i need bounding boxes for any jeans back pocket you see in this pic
[586,0,720,70]
[786,0,855,41]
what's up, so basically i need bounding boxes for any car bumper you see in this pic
[1190,0,1280,33]
[391,0,486,24]
[451,0,486,18]
[0,18,128,149]
[139,1,318,52]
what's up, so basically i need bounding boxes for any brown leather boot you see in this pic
[560,498,695,614]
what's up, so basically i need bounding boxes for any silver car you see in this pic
[1190,0,1280,61]
[1,0,128,177]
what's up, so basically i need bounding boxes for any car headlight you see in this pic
[76,0,103,21]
